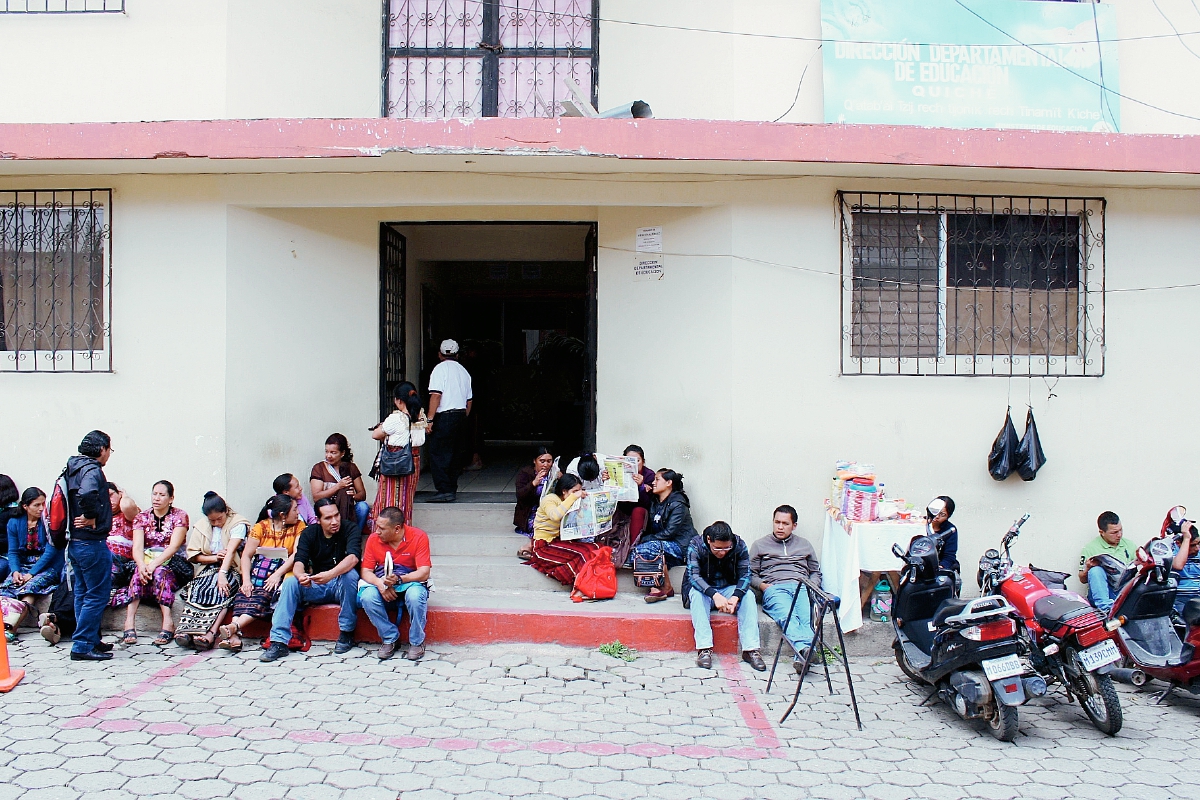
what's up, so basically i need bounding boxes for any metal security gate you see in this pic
[379,224,406,419]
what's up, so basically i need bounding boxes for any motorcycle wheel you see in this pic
[986,704,1019,742]
[893,643,927,685]
[1068,648,1123,736]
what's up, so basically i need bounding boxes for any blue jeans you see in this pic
[689,587,760,651]
[358,583,428,646]
[1087,565,1115,613]
[68,538,113,654]
[269,571,359,644]
[761,582,814,653]
[354,501,370,534]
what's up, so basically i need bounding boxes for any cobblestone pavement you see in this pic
[2,636,1200,800]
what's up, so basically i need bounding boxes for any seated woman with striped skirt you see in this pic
[525,474,598,587]
[1,488,63,642]
[217,494,303,652]
[174,492,253,650]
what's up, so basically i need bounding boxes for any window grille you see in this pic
[384,0,598,118]
[1,1,123,11]
[1,190,112,372]
[839,192,1104,377]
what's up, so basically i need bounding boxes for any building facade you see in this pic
[3,0,1200,588]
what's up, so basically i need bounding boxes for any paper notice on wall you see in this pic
[634,256,664,282]
[636,226,662,253]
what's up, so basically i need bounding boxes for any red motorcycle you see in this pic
[978,514,1123,735]
[1102,506,1200,700]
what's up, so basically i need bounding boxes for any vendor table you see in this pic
[820,508,924,633]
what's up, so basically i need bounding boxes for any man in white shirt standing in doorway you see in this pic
[425,339,473,503]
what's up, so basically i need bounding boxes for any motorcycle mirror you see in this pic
[892,543,905,559]
[1171,506,1187,524]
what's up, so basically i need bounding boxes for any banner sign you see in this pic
[821,0,1120,131]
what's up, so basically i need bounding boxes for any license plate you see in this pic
[1078,639,1120,672]
[982,654,1023,681]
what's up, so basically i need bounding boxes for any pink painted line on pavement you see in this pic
[61,651,214,728]
[720,653,785,755]
[55,648,783,759]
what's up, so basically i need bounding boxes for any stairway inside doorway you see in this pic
[414,444,526,504]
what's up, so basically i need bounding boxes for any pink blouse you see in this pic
[132,507,190,549]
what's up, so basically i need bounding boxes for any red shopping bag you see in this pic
[572,546,617,602]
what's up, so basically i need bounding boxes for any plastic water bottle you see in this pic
[869,581,892,622]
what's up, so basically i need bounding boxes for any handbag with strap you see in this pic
[572,546,617,602]
[379,441,414,477]
[632,552,666,589]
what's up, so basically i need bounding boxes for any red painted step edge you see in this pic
[243,604,741,654]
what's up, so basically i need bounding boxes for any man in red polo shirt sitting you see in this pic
[358,506,432,661]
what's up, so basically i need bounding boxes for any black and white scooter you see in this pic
[891,531,1047,741]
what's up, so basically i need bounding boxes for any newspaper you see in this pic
[560,489,619,542]
[602,455,641,502]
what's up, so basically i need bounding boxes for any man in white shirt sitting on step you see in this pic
[425,339,473,503]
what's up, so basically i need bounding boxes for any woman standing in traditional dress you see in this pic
[174,492,252,650]
[371,381,427,529]
[1,488,63,642]
[111,481,191,646]
[217,494,303,652]
[524,474,599,588]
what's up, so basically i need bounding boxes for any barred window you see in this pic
[1,190,112,372]
[840,193,1104,377]
[385,0,597,118]
[1,1,123,11]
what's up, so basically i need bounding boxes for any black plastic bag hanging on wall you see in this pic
[1016,407,1047,481]
[988,409,1020,481]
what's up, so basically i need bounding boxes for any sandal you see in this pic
[152,629,174,646]
[174,633,195,649]
[193,633,216,651]
[121,629,138,646]
[217,623,242,652]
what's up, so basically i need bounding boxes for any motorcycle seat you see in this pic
[1032,594,1091,627]
[1183,598,1200,628]
[931,597,971,628]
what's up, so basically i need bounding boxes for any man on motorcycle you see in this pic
[1170,521,1200,615]
[1078,511,1135,613]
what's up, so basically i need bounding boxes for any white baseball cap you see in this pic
[439,339,460,355]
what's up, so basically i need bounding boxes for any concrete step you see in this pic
[412,502,513,535]
[428,530,527,558]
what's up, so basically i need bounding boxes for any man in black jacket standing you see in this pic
[65,430,115,661]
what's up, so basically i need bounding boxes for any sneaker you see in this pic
[378,641,398,661]
[793,649,812,676]
[405,644,425,661]
[334,631,355,655]
[742,649,766,672]
[259,642,290,663]
[696,648,714,669]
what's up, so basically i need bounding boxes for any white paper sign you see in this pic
[634,256,664,282]
[636,227,662,253]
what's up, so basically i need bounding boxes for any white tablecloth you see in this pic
[820,509,924,632]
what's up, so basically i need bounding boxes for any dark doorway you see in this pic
[380,222,596,498]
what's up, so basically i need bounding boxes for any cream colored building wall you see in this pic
[0,175,229,517]
[0,0,380,123]
[2,0,1199,133]
[1,169,1198,593]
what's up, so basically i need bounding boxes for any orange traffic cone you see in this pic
[0,631,26,692]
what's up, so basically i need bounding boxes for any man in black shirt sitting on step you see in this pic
[262,499,362,662]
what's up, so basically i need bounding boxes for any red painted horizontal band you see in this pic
[246,603,741,654]
[0,117,1198,175]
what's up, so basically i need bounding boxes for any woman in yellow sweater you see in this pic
[525,475,598,586]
